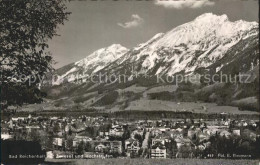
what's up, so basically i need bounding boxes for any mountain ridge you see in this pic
[53,13,258,84]
[51,44,128,85]
[42,13,259,112]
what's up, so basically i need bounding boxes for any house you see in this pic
[53,137,63,149]
[12,117,25,122]
[99,131,104,136]
[176,128,183,132]
[125,138,140,157]
[224,121,229,126]
[1,127,13,140]
[249,120,257,127]
[11,117,19,122]
[72,135,92,148]
[233,129,241,136]
[110,141,122,154]
[197,144,206,151]
[219,130,231,138]
[93,122,101,127]
[25,125,40,133]
[46,151,54,159]
[151,128,162,136]
[99,131,109,137]
[242,121,248,127]
[152,134,172,146]
[109,126,124,137]
[95,143,108,153]
[175,137,192,149]
[50,117,58,120]
[167,130,183,139]
[92,140,122,154]
[150,142,167,159]
[75,135,92,142]
[207,126,220,135]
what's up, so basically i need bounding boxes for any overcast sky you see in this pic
[48,0,259,68]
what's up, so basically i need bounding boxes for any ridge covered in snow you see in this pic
[104,13,258,76]
[53,13,258,86]
[75,44,128,70]
[52,44,128,85]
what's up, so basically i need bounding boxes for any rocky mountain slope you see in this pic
[51,44,128,85]
[43,13,259,112]
[100,13,258,77]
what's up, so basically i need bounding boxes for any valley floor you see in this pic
[18,101,259,115]
[122,100,259,115]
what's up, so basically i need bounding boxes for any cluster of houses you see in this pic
[1,114,260,159]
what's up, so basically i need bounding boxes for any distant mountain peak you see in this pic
[104,13,258,76]
[52,13,258,86]
[75,44,128,66]
[51,44,128,85]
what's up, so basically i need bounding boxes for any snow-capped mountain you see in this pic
[102,13,258,76]
[45,13,259,112]
[52,44,128,85]
[51,13,258,86]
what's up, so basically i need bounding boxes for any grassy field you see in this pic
[10,99,259,116]
[45,159,260,165]
[125,100,259,115]
[145,85,178,94]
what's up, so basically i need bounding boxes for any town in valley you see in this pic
[2,113,260,161]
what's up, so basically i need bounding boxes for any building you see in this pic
[109,126,124,137]
[1,127,13,140]
[150,142,167,159]
[53,137,63,149]
[110,141,122,154]
[92,141,122,154]
[175,137,192,149]
[95,143,108,153]
[233,129,241,136]
[219,130,231,138]
[125,138,140,157]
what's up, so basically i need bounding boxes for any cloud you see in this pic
[118,14,144,29]
[155,0,215,9]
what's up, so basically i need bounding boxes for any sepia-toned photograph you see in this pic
[1,0,259,164]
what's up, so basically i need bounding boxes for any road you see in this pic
[141,131,150,158]
[142,131,150,148]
